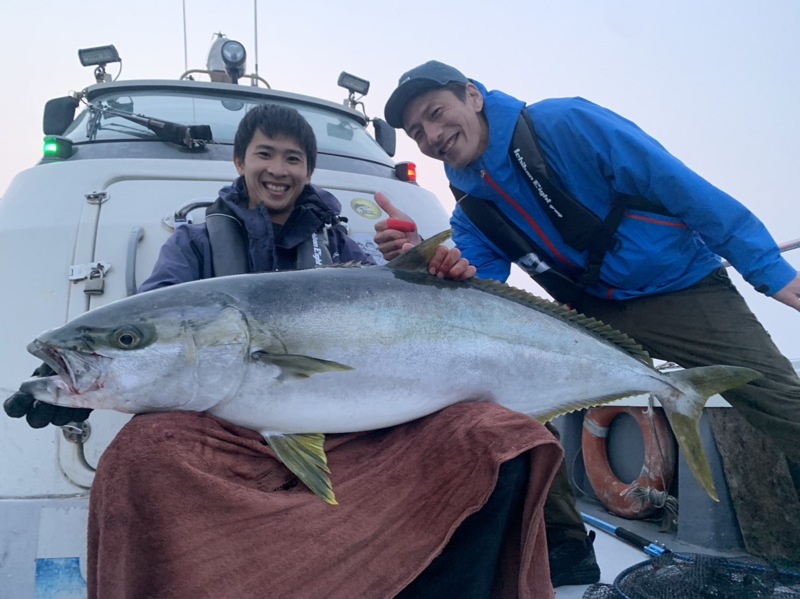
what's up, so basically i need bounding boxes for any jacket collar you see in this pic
[216,178,341,247]
[445,80,526,192]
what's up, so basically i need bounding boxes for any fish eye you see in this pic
[113,328,141,349]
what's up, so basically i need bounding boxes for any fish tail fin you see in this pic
[659,365,762,502]
[264,432,338,506]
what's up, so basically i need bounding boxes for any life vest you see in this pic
[452,110,670,304]
[204,197,339,276]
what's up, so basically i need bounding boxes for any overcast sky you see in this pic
[0,0,797,357]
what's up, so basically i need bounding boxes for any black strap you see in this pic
[294,228,335,269]
[581,197,625,288]
[454,187,585,305]
[205,199,251,276]
[453,186,539,263]
[511,111,603,252]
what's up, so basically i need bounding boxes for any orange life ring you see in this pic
[581,406,676,519]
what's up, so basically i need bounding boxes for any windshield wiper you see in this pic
[87,103,213,150]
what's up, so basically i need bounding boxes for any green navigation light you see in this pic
[42,135,74,160]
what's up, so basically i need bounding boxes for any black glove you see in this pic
[3,362,92,429]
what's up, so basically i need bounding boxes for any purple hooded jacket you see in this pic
[139,178,373,292]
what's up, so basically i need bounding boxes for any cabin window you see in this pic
[63,91,391,164]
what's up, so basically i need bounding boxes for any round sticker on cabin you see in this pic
[350,198,382,219]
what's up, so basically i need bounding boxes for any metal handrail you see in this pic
[179,69,271,89]
[779,238,800,254]
[126,227,145,296]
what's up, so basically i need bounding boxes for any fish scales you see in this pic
[19,231,762,505]
[210,266,656,432]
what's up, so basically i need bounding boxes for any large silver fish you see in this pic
[21,231,760,505]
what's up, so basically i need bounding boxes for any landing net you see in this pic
[582,552,800,599]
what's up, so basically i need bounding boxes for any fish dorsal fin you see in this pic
[326,260,371,269]
[385,228,650,365]
[385,230,453,273]
[469,277,653,367]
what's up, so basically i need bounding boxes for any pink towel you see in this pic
[87,402,562,598]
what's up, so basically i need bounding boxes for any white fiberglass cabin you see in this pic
[0,36,451,598]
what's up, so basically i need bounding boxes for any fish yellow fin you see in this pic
[251,351,353,379]
[660,365,762,502]
[265,433,338,505]
[669,365,762,399]
[385,230,453,273]
[535,389,652,423]
[668,410,719,501]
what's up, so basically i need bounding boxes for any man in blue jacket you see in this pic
[375,60,800,585]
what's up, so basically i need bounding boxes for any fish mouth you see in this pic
[27,339,110,395]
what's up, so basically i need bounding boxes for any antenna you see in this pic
[182,0,189,72]
[253,0,260,81]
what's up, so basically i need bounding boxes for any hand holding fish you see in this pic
[773,272,800,312]
[428,244,476,281]
[374,192,475,280]
[3,362,93,428]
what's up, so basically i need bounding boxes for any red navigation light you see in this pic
[395,161,417,183]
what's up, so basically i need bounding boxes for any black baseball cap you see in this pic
[384,60,469,128]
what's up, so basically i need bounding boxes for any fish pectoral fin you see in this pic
[251,351,353,379]
[264,433,337,506]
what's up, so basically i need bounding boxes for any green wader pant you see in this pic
[543,268,800,543]
[542,423,588,545]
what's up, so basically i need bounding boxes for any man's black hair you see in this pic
[234,103,317,174]
[444,81,468,102]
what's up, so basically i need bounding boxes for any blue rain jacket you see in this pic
[446,81,795,299]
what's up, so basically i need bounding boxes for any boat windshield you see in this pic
[63,90,392,164]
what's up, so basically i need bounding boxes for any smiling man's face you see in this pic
[234,130,311,223]
[402,83,489,169]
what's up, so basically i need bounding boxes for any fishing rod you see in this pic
[779,237,800,254]
[581,512,670,558]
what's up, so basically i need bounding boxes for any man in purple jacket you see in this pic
[8,102,556,598]
[140,104,374,289]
